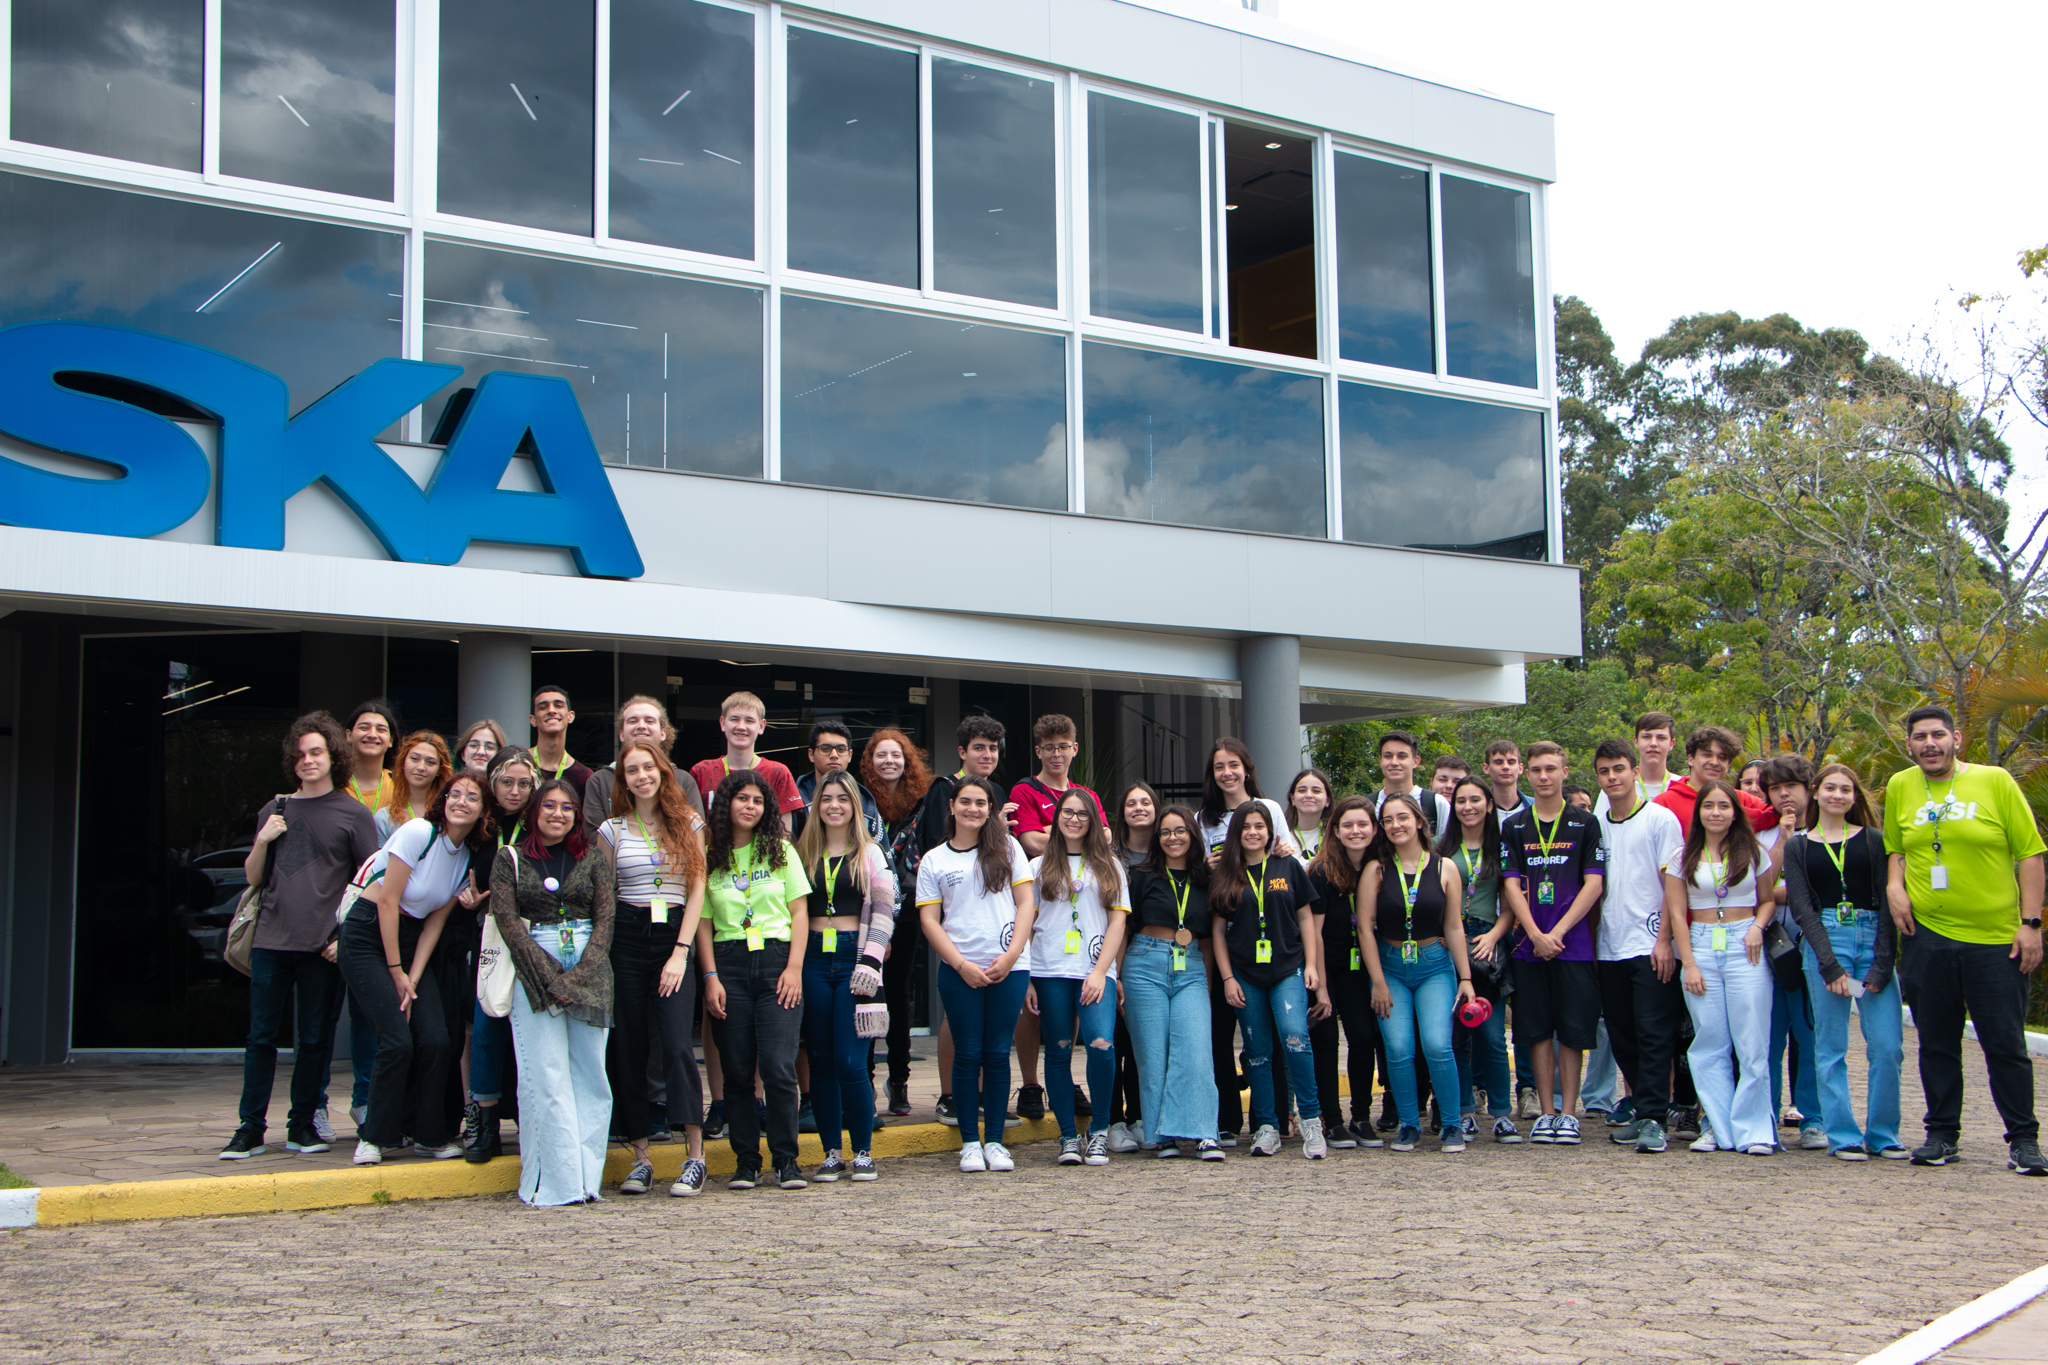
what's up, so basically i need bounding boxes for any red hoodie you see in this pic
[1653,777,1777,836]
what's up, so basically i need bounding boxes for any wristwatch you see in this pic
[2023,917,2043,930]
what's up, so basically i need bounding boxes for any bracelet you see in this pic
[387,961,403,969]
[1222,975,1236,983]
[701,970,719,979]
[1458,976,1470,983]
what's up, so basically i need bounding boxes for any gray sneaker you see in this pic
[618,1159,654,1194]
[1609,1118,1646,1145]
[1799,1124,1829,1151]
[311,1108,338,1145]
[1440,1125,1466,1154]
[1301,1115,1328,1160]
[1634,1119,1668,1153]
[1084,1132,1111,1166]
[814,1153,847,1182]
[1249,1124,1282,1157]
[1058,1136,1084,1166]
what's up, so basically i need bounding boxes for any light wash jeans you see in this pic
[506,920,610,1206]
[1684,921,1775,1151]
[1803,915,1904,1154]
[1578,1021,1619,1112]
[1122,935,1217,1142]
[1236,969,1320,1129]
[1770,976,1821,1119]
[1377,940,1462,1135]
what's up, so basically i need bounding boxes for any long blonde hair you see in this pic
[792,769,878,893]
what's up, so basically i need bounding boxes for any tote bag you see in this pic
[475,847,518,1018]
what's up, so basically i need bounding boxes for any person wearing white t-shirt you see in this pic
[337,774,492,1163]
[1594,713,1682,817]
[1028,788,1132,1166]
[1373,730,1453,838]
[917,776,1038,1174]
[1591,740,1686,1154]
[1196,738,1297,861]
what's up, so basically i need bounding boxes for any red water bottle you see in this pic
[1459,996,1493,1028]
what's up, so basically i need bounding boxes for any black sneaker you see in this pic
[776,1160,808,1190]
[218,1127,266,1160]
[1016,1084,1046,1121]
[2009,1138,2048,1176]
[887,1081,912,1116]
[1669,1106,1701,1139]
[936,1094,959,1127]
[729,1163,761,1190]
[704,1101,729,1141]
[1072,1085,1092,1117]
[1911,1137,1960,1167]
[284,1122,329,1154]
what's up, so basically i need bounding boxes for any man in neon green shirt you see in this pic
[1884,704,2045,1175]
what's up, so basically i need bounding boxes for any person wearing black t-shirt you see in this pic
[1307,796,1386,1149]
[1123,806,1225,1160]
[1209,803,1328,1160]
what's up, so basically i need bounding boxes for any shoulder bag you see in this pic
[476,847,519,1018]
[224,797,288,977]
[1761,842,1807,994]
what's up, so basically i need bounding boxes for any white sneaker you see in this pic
[1107,1121,1139,1154]
[983,1142,1015,1172]
[312,1108,338,1145]
[958,1142,987,1173]
[352,1140,383,1165]
[1249,1124,1281,1157]
[349,1105,368,1129]
[1301,1116,1328,1160]
[1798,1125,1829,1151]
[1129,1120,1146,1147]
[422,1141,465,1160]
[1689,1132,1719,1153]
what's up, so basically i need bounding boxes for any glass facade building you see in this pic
[0,0,1574,1060]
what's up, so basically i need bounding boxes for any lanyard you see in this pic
[1397,858,1423,942]
[1247,858,1270,938]
[1923,767,1962,860]
[633,810,665,894]
[350,774,380,808]
[497,819,523,849]
[542,753,572,781]
[729,842,765,928]
[1170,870,1193,932]
[1818,834,1851,904]
[1293,826,1318,856]
[1533,811,1563,879]
[1067,855,1085,932]
[1704,858,1732,921]
[822,853,843,912]
[1458,843,1485,890]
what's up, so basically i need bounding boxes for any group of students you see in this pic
[224,692,2048,1205]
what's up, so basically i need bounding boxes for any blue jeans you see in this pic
[1455,992,1513,1116]
[347,994,378,1112]
[802,930,875,1155]
[1034,974,1118,1140]
[936,961,1030,1145]
[1803,918,1903,1153]
[239,947,345,1132]
[1235,969,1319,1128]
[1377,941,1461,1134]
[470,1005,514,1104]
[1121,936,1217,1142]
[1578,1021,1619,1111]
[1770,976,1820,1120]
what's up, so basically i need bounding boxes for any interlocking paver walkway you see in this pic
[5,1033,2047,1364]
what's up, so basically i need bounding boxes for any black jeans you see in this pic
[1598,955,1686,1125]
[607,903,704,1141]
[337,909,456,1148]
[1312,944,1379,1128]
[882,926,922,1086]
[712,937,803,1168]
[1108,1010,1142,1124]
[1901,925,2039,1144]
[1210,961,1243,1135]
[239,946,345,1132]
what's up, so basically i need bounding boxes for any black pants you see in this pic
[712,937,804,1168]
[1210,961,1243,1134]
[1312,945,1379,1128]
[882,926,922,1086]
[337,909,455,1148]
[607,903,705,1141]
[1108,1010,1142,1124]
[1901,925,2039,1144]
[1597,954,1685,1125]
[238,946,345,1132]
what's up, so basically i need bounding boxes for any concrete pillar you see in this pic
[458,633,533,746]
[1238,634,1303,790]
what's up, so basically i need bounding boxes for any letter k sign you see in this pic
[0,322,642,579]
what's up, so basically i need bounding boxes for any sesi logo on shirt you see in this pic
[999,922,1015,950]
[1913,799,1979,826]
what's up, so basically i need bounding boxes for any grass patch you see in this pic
[0,1162,32,1190]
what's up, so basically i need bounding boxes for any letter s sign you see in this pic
[0,321,643,580]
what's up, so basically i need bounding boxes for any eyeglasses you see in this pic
[813,743,852,756]
[1038,743,1077,754]
[496,778,534,793]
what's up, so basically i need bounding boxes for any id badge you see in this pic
[1835,906,1856,927]
[1401,940,1419,964]
[1254,938,1273,964]
[822,926,838,953]
[1710,926,1728,952]
[1171,946,1187,973]
[1930,865,1949,891]
[746,926,764,952]
[559,924,576,953]
[1350,947,1361,971]
[1536,881,1556,906]
[649,896,668,924]
[1065,929,1082,955]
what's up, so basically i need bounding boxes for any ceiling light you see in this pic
[1224,203,1238,210]
[1265,141,1282,149]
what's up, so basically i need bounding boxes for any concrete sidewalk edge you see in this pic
[1856,1262,2048,1365]
[10,1117,1062,1228]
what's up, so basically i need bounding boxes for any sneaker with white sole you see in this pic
[1798,1125,1829,1151]
[1084,1132,1111,1166]
[1156,1140,1183,1159]
[1554,1114,1582,1145]
[1529,1114,1557,1144]
[352,1139,383,1165]
[1461,1114,1480,1139]
[958,1142,986,1173]
[1197,1138,1225,1161]
[1058,1137,1084,1166]
[1493,1117,1522,1145]
[311,1108,338,1145]
[1742,1143,1775,1156]
[1350,1120,1384,1149]
[1301,1116,1328,1160]
[983,1142,1015,1172]
[850,1152,879,1181]
[1390,1125,1420,1152]
[1441,1125,1466,1154]
[1328,1122,1358,1150]
[1635,1120,1668,1153]
[1218,1130,1240,1148]
[619,1160,654,1194]
[421,1140,465,1161]
[1248,1124,1281,1156]
[670,1158,707,1196]
[1689,1131,1719,1153]
[1833,1145,1869,1162]
[1105,1121,1134,1152]
[814,1153,847,1182]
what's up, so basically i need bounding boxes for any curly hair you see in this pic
[280,711,349,783]
[707,768,789,873]
[609,740,708,886]
[860,727,934,824]
[426,772,497,857]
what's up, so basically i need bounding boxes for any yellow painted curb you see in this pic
[30,1117,1063,1227]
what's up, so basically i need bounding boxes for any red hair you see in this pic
[861,727,934,823]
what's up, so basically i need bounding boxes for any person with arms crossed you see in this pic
[1884,705,2046,1175]
[1500,741,1607,1145]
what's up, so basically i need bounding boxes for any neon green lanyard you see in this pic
[1458,843,1484,890]
[729,843,764,929]
[822,854,843,913]
[1170,871,1192,932]
[1397,859,1423,942]
[1818,835,1853,907]
[1247,858,1270,939]
[633,810,665,896]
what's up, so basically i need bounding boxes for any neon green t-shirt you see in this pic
[1883,761,2046,944]
[705,838,812,943]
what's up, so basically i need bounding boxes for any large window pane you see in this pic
[781,296,1065,509]
[609,0,753,260]
[932,59,1056,309]
[438,0,594,235]
[1335,154,1433,373]
[1223,123,1315,359]
[1083,342,1324,537]
[784,28,917,288]
[1086,94,1202,332]
[0,172,400,415]
[9,0,202,171]
[220,0,396,201]
[1340,382,1545,559]
[1442,175,1537,388]
[423,241,762,476]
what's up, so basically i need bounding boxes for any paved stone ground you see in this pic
[6,1046,2048,1365]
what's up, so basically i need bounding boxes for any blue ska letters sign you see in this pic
[0,322,643,579]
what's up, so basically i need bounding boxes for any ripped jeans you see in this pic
[1033,975,1118,1140]
[1235,968,1321,1129]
